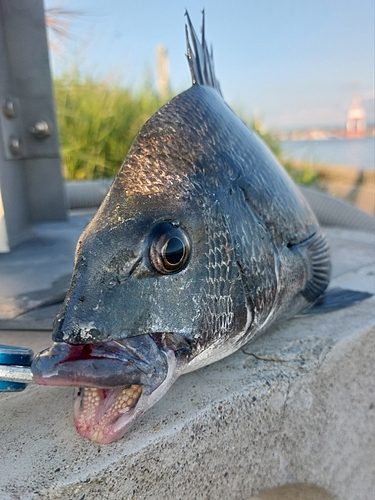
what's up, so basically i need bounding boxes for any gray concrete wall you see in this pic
[0,227,374,499]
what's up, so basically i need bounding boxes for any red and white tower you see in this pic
[346,95,366,138]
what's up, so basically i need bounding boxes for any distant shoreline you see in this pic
[281,137,374,172]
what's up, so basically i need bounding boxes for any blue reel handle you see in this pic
[0,344,34,392]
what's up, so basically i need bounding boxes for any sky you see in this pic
[44,0,374,131]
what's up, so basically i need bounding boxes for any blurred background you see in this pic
[44,0,374,214]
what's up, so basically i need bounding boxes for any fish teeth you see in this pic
[112,385,142,413]
[91,430,104,442]
[77,384,143,440]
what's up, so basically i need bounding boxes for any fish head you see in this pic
[52,192,208,344]
[31,86,250,443]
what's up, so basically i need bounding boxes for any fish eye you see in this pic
[149,222,191,274]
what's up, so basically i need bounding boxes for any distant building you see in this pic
[346,95,366,138]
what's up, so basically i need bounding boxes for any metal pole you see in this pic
[0,0,67,252]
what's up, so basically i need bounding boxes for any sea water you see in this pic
[281,137,374,171]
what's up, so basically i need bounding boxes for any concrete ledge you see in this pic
[0,227,374,499]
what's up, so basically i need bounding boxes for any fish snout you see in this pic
[52,287,123,344]
[52,313,110,344]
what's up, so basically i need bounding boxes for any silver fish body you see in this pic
[31,14,330,443]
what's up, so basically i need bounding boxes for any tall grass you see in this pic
[54,73,166,179]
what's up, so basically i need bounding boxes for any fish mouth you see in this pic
[31,336,177,443]
[74,384,143,443]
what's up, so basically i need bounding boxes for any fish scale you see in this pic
[194,204,237,348]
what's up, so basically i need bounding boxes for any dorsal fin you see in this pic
[185,10,222,96]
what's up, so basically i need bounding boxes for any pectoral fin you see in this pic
[288,230,331,303]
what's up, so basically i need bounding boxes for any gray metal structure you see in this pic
[0,0,66,252]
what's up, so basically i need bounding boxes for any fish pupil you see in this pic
[164,237,184,265]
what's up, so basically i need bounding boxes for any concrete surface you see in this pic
[251,483,335,500]
[0,227,374,500]
[0,210,95,330]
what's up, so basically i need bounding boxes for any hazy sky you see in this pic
[44,0,374,131]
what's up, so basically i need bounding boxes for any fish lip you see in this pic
[31,335,170,391]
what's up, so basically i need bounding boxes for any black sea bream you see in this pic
[32,13,331,443]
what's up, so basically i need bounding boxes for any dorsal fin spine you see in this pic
[185,10,222,96]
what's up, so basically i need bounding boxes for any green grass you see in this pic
[54,73,166,179]
[282,159,322,187]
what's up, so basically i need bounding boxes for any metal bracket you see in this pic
[0,95,59,160]
[0,0,67,251]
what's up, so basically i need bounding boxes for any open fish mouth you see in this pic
[31,336,176,443]
[74,384,143,443]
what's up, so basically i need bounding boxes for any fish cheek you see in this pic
[139,270,206,337]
